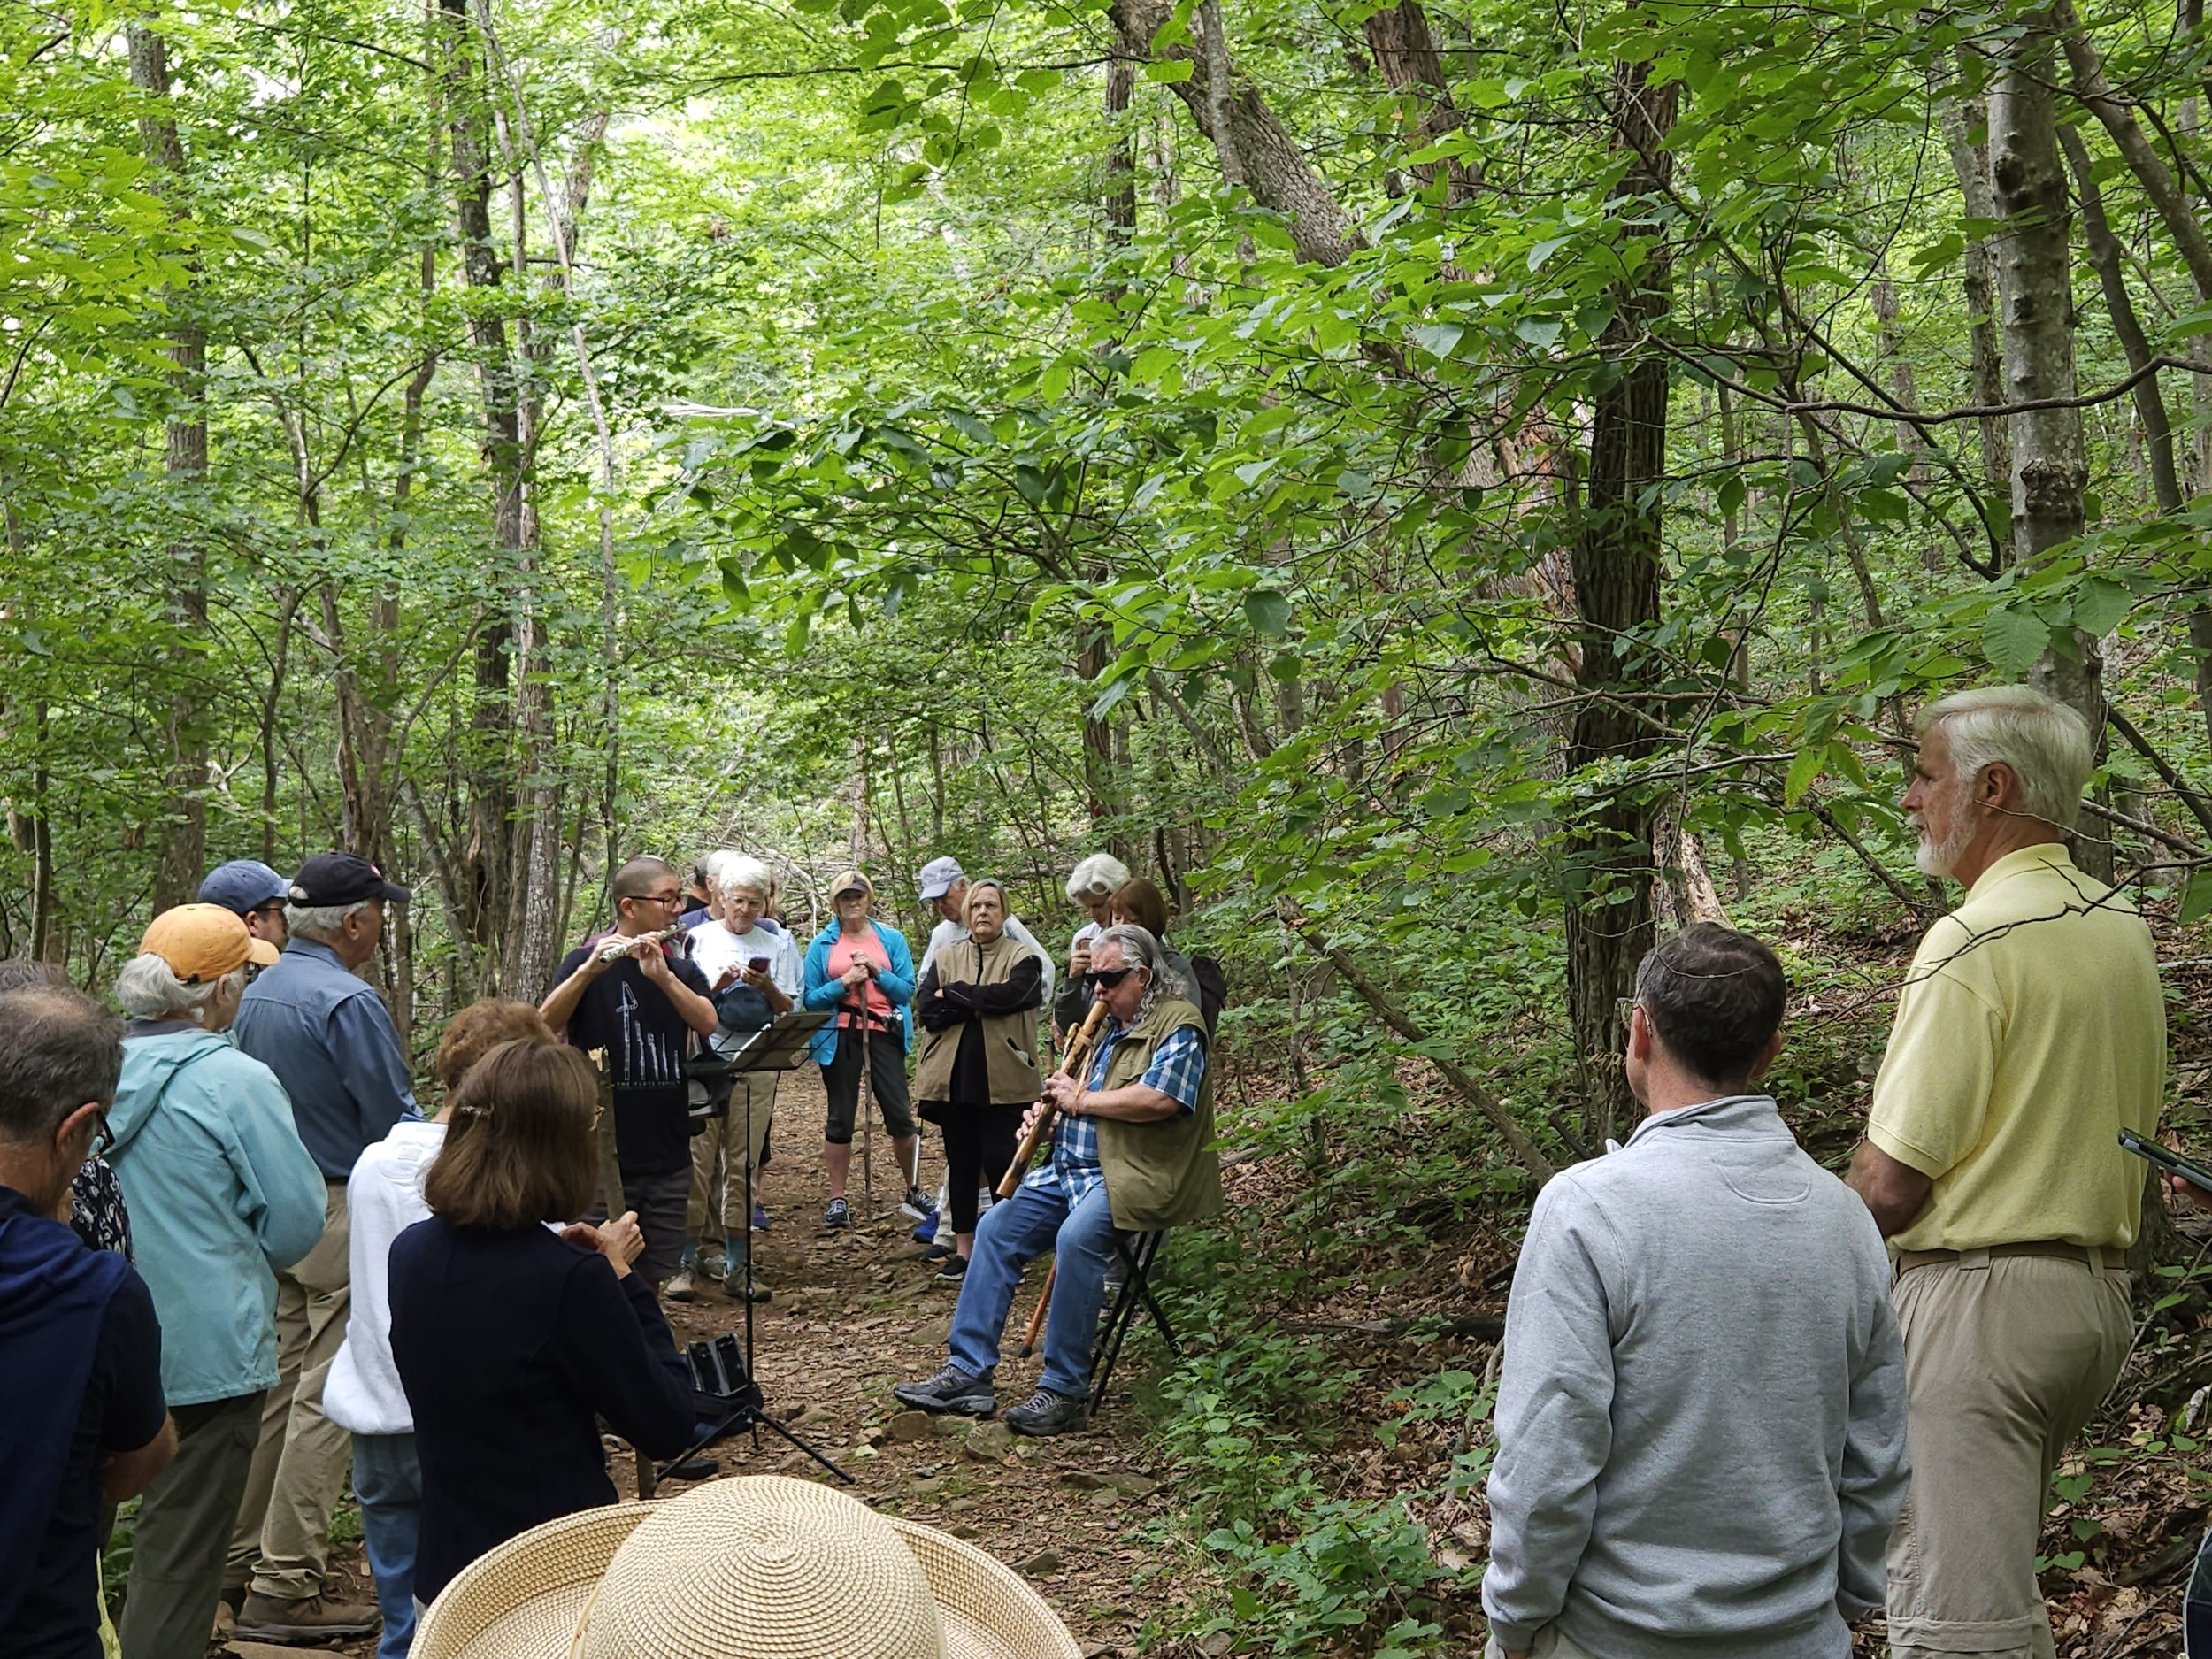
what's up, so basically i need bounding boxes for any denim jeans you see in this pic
[948,1179,1117,1399]
[352,1432,422,1659]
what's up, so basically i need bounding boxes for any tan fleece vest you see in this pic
[909,933,1042,1106]
[1098,996,1224,1231]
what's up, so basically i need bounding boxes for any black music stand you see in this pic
[646,1010,852,1490]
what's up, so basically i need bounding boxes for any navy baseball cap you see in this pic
[289,852,411,907]
[198,860,291,918]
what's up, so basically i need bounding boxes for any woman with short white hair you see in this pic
[104,908,326,1659]
[1054,853,1130,1038]
[673,851,802,1300]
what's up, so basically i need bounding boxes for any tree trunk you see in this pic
[2059,127,2180,516]
[1565,58,1677,1148]
[127,25,209,909]
[1942,93,2014,567]
[1360,0,1473,204]
[1108,0,1362,267]
[1986,16,2106,877]
[440,0,526,981]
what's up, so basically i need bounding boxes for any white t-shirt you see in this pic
[687,918,803,1056]
[919,913,1055,1003]
[324,1118,448,1437]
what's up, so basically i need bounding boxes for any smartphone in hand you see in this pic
[2118,1128,2212,1194]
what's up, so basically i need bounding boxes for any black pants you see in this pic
[820,1025,916,1144]
[941,1102,1025,1236]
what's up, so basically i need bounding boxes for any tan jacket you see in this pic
[1099,997,1224,1231]
[910,933,1041,1106]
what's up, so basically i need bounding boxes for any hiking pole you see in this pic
[856,961,877,1217]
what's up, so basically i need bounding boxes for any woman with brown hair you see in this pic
[324,1001,552,1657]
[388,1041,695,1609]
[1109,878,1226,1036]
[910,880,1044,1284]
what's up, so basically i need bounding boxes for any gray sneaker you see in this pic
[1004,1386,1087,1438]
[824,1198,851,1231]
[664,1262,699,1302]
[893,1363,997,1417]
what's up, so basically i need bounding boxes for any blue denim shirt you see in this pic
[234,938,419,1180]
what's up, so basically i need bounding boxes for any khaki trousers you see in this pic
[687,1071,777,1240]
[226,1180,354,1601]
[121,1390,264,1659]
[1887,1253,2132,1659]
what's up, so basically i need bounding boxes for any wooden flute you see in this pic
[996,999,1112,1200]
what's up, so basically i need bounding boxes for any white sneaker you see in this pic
[665,1262,698,1302]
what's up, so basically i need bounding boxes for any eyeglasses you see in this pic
[1615,997,1639,1029]
[634,890,685,908]
[86,1109,113,1160]
[1092,966,1141,988]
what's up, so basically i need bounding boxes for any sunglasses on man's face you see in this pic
[1092,965,1140,988]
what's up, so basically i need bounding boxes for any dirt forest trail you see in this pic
[655,1066,1183,1656]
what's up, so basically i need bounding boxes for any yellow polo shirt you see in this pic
[1868,842,2166,1251]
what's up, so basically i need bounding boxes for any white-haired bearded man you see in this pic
[1848,685,2165,1659]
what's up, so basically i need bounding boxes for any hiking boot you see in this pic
[893,1363,996,1417]
[234,1591,381,1643]
[929,1254,967,1286]
[898,1186,933,1221]
[664,1261,699,1302]
[824,1197,851,1231]
[751,1201,772,1232]
[211,1586,243,1643]
[1003,1386,1088,1438]
[666,1454,719,1481]
[910,1207,940,1244]
[723,1267,772,1302]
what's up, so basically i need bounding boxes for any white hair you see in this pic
[287,899,373,942]
[1918,686,2094,831]
[1094,923,1165,1018]
[1065,853,1132,904]
[704,850,773,901]
[113,954,245,1021]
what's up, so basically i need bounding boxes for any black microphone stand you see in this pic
[656,1011,851,1487]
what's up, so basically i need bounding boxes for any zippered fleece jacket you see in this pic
[1483,1094,1909,1659]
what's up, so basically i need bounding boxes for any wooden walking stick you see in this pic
[856,961,877,1217]
[1016,1263,1055,1359]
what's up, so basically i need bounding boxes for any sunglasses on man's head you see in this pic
[1092,966,1140,987]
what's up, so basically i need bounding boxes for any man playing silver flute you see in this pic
[894,923,1220,1437]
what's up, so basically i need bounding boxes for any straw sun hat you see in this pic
[411,1476,1082,1659]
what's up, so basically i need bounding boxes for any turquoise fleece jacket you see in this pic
[801,920,915,1066]
[106,1025,329,1406]
[1483,1094,1909,1659]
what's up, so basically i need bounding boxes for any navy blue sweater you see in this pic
[388,1217,695,1602]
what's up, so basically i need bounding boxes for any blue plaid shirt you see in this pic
[1030,1021,1205,1206]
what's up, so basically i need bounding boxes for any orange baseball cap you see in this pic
[141,903,281,983]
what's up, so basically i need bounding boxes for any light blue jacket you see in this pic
[106,1025,329,1407]
[801,920,915,1066]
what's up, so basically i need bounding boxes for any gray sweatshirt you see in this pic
[1483,1094,1908,1659]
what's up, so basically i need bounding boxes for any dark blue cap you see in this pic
[198,859,291,918]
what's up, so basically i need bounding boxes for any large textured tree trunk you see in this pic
[1361,0,1473,204]
[127,25,209,909]
[1565,58,1677,1147]
[1986,18,2107,878]
[440,0,526,982]
[1107,0,1361,266]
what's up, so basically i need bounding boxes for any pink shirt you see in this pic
[827,927,892,1030]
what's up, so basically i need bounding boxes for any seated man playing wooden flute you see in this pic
[895,924,1221,1436]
